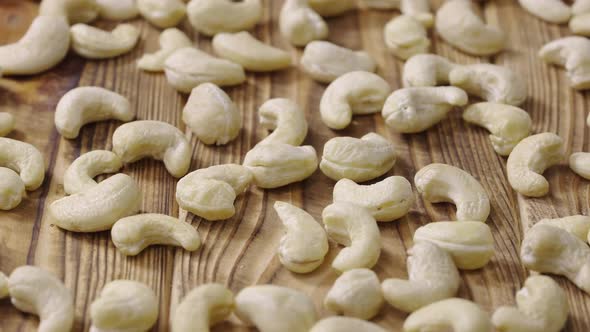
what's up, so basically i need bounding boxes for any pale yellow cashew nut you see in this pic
[137,28,192,72]
[403,298,493,332]
[537,215,590,242]
[539,36,590,90]
[402,54,457,87]
[0,113,15,137]
[257,98,308,146]
[0,137,45,191]
[212,32,292,72]
[0,167,25,211]
[383,15,430,60]
[63,150,123,195]
[171,284,234,332]
[324,268,384,319]
[570,13,590,36]
[279,0,328,47]
[96,0,139,20]
[570,152,590,180]
[137,0,186,28]
[518,0,571,23]
[70,23,140,59]
[187,0,262,36]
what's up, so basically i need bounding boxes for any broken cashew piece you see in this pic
[324,268,384,319]
[137,0,186,28]
[257,98,308,146]
[310,317,387,332]
[570,152,590,180]
[507,133,564,197]
[402,54,457,87]
[96,0,139,20]
[171,284,234,332]
[537,215,590,242]
[518,0,571,23]
[403,298,493,332]
[0,167,25,211]
[0,137,45,191]
[55,86,134,139]
[137,28,192,72]
[187,0,262,36]
[0,113,15,137]
[570,13,590,36]
[539,37,590,90]
[383,15,430,60]
[70,23,140,59]
[309,0,356,17]
[63,150,122,195]
[39,0,99,24]
[212,32,291,72]
[279,0,328,47]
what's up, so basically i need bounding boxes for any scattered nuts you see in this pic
[187,0,262,36]
[39,0,99,24]
[63,150,123,195]
[257,98,308,146]
[539,36,590,90]
[403,298,493,332]
[300,41,376,83]
[96,0,139,20]
[309,0,356,17]
[324,268,384,319]
[137,28,192,72]
[279,0,328,47]
[518,0,571,23]
[537,215,590,242]
[402,54,456,87]
[0,137,45,191]
[310,317,387,332]
[383,15,430,60]
[570,152,590,180]
[570,13,590,36]
[70,23,140,59]
[0,167,25,211]
[171,284,234,332]
[0,113,15,137]
[137,0,186,28]
[212,32,292,72]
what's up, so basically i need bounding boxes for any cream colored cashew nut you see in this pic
[0,168,25,211]
[320,71,391,130]
[137,28,192,72]
[310,317,387,332]
[274,201,329,273]
[55,87,134,139]
[402,54,457,87]
[176,164,252,221]
[537,215,590,242]
[570,13,590,36]
[300,41,377,83]
[70,23,139,59]
[39,0,99,24]
[570,152,590,180]
[324,268,384,319]
[171,284,234,332]
[518,0,571,23]
[539,37,590,90]
[279,0,328,47]
[112,120,191,178]
[309,0,355,17]
[403,298,493,332]
[507,133,564,197]
[8,265,74,332]
[96,0,139,20]
[0,137,45,191]
[187,0,262,36]
[0,271,7,299]
[63,150,122,195]
[90,280,158,332]
[212,32,292,72]
[322,202,381,272]
[382,87,468,133]
[257,98,308,146]
[137,0,186,28]
[492,275,568,332]
[383,15,430,60]
[0,113,15,137]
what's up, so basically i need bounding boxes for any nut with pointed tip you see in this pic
[383,15,430,60]
[96,0,139,20]
[402,54,457,87]
[539,36,590,90]
[187,0,262,36]
[0,168,25,211]
[0,271,7,299]
[257,98,308,146]
[279,0,328,47]
[63,150,122,195]
[0,113,15,137]
[310,317,388,332]
[70,23,140,59]
[137,28,192,72]
[403,298,493,332]
[518,0,571,23]
[570,152,590,180]
[324,268,384,319]
[309,0,356,17]
[171,284,234,332]
[137,0,186,28]
[39,0,99,24]
[212,32,292,72]
[537,215,590,242]
[570,13,590,36]
[0,137,45,191]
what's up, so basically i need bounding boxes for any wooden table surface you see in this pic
[1,0,590,331]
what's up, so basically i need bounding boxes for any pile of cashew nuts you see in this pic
[1,0,590,331]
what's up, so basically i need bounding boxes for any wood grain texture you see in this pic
[1,0,589,331]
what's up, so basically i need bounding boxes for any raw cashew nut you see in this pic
[322,202,381,272]
[70,23,140,59]
[507,133,564,197]
[63,150,122,195]
[537,215,590,242]
[413,221,495,270]
[50,173,141,232]
[212,32,292,72]
[279,0,328,47]
[96,0,139,20]
[137,28,192,72]
[235,285,317,332]
[324,268,384,319]
[492,275,569,332]
[0,168,25,211]
[176,164,252,221]
[462,102,532,156]
[333,176,413,222]
[0,16,70,76]
[55,86,134,139]
[8,265,74,332]
[309,0,356,17]
[570,13,590,36]
[187,0,262,36]
[90,280,158,332]
[402,54,457,87]
[171,284,234,332]
[39,0,99,24]
[403,298,493,332]
[257,98,308,146]
[182,83,242,146]
[383,15,430,60]
[112,120,192,178]
[300,41,377,83]
[320,133,396,182]
[243,144,318,188]
[518,0,571,23]
[382,242,460,313]
[274,201,329,273]
[320,71,391,130]
[382,87,468,133]
[0,137,45,191]
[570,152,590,180]
[0,113,15,137]
[0,271,7,299]
[137,0,186,28]
[539,37,590,90]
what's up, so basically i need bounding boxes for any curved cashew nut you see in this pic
[300,41,377,83]
[171,284,234,332]
[187,0,262,36]
[0,168,25,211]
[0,271,7,299]
[112,120,191,178]
[403,298,493,332]
[8,265,74,332]
[0,16,70,76]
[402,54,457,87]
[176,164,252,221]
[383,15,430,60]
[310,317,387,332]
[570,152,590,180]
[50,173,141,232]
[137,0,186,28]
[539,37,590,90]
[518,0,571,23]
[63,150,122,195]
[257,98,308,146]
[382,87,468,133]
[492,275,569,332]
[279,0,328,47]
[212,32,292,72]
[320,71,391,130]
[70,23,140,59]
[0,112,15,137]
[382,241,460,313]
[55,87,134,139]
[333,176,414,222]
[570,13,590,36]
[413,221,495,270]
[182,83,242,146]
[235,285,317,332]
[463,102,532,156]
[320,133,396,182]
[39,0,99,24]
[309,0,356,17]
[449,64,527,106]
[0,137,45,191]
[274,201,329,273]
[96,0,139,20]
[137,28,192,72]
[322,202,381,272]
[507,133,564,197]
[90,280,158,332]
[537,215,590,242]
[324,268,384,319]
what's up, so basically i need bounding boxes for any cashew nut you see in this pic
[361,0,433,27]
[319,71,391,130]
[320,133,396,182]
[63,150,122,195]
[570,13,590,36]
[55,86,134,139]
[310,317,387,332]
[573,0,590,14]
[187,0,262,36]
[0,16,70,76]
[39,0,99,24]
[539,36,590,90]
[402,54,457,87]
[137,28,192,72]
[176,164,252,221]
[492,275,569,332]
[300,41,377,83]
[279,0,328,47]
[0,112,15,137]
[570,152,590,180]
[462,102,532,156]
[382,87,468,133]
[90,280,158,332]
[50,173,141,232]
[96,0,139,20]
[507,133,564,197]
[0,137,45,191]
[182,83,242,146]
[0,271,7,299]
[383,15,430,60]
[518,0,571,23]
[8,265,74,332]
[403,298,493,332]
[137,0,186,28]
[322,202,381,272]
[537,215,590,242]
[382,241,460,313]
[235,285,317,332]
[171,283,234,332]
[0,167,25,211]
[112,120,191,178]
[257,98,308,146]
[324,268,384,319]
[212,32,292,72]
[70,23,140,59]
